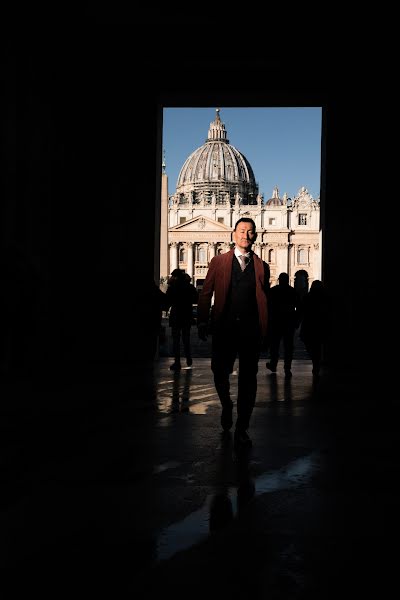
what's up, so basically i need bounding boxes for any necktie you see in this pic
[239,255,249,271]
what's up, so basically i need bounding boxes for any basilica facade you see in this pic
[159,109,321,295]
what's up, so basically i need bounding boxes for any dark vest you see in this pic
[223,256,259,326]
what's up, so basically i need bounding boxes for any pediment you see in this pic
[293,198,312,209]
[292,187,314,209]
[170,215,232,232]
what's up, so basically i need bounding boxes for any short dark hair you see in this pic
[234,217,256,231]
[170,268,184,278]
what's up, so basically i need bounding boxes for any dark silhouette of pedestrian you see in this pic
[197,218,270,451]
[143,278,167,360]
[266,272,301,378]
[299,279,330,377]
[294,269,309,304]
[165,269,198,371]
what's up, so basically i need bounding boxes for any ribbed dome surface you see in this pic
[175,109,258,202]
[177,142,257,187]
[265,197,283,206]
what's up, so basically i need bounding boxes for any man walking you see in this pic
[165,269,198,371]
[197,218,270,450]
[266,272,300,377]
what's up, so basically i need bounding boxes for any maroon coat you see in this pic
[197,249,269,337]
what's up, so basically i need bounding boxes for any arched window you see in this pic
[268,248,275,263]
[179,247,186,263]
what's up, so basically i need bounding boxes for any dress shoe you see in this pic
[234,429,252,450]
[221,406,233,431]
[170,362,181,371]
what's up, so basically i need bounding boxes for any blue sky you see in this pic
[162,107,322,201]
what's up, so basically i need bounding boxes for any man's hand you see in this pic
[198,322,208,341]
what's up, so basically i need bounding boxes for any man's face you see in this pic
[233,222,257,253]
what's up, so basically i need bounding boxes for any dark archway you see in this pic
[16,34,380,375]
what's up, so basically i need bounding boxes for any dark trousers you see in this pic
[304,338,322,374]
[211,320,261,431]
[269,324,295,371]
[171,324,191,363]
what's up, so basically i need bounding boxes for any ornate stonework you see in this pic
[160,109,321,289]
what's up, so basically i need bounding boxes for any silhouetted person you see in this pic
[299,280,330,377]
[197,218,270,451]
[144,278,167,360]
[266,272,300,378]
[294,269,309,304]
[165,269,198,371]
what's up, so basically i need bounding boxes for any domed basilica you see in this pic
[159,108,321,293]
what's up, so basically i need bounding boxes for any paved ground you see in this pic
[2,355,397,598]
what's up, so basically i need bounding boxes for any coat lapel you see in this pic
[223,249,234,297]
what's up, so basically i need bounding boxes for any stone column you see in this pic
[159,173,169,280]
[278,242,289,278]
[254,243,261,258]
[209,242,216,260]
[289,243,295,282]
[187,242,194,279]
[169,242,178,273]
[262,243,267,262]
[315,242,321,280]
